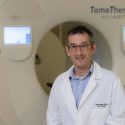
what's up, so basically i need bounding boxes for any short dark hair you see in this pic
[67,25,94,44]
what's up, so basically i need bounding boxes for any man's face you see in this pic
[66,33,96,71]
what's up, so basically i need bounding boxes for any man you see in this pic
[47,25,125,125]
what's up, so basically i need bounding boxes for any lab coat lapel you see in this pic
[79,76,98,108]
[79,62,102,108]
[63,76,78,113]
[62,62,102,113]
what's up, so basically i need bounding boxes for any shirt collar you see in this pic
[69,63,94,80]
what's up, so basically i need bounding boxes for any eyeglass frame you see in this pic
[66,41,94,52]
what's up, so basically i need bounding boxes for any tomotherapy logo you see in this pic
[90,5,125,19]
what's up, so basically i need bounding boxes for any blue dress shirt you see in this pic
[69,64,94,108]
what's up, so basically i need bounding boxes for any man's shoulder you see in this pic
[94,61,119,79]
[101,66,119,80]
[52,66,74,88]
[54,70,69,82]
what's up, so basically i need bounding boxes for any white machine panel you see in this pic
[3,26,32,61]
[122,25,125,54]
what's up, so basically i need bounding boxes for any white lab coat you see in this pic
[47,62,125,125]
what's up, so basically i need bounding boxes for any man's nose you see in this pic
[76,46,82,55]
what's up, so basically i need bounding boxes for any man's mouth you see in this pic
[76,55,86,60]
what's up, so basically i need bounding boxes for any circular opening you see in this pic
[35,21,112,95]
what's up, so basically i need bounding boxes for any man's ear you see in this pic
[91,43,96,53]
[65,46,70,56]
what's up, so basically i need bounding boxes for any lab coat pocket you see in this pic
[87,108,110,125]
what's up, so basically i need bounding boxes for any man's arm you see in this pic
[47,85,62,125]
[106,79,125,125]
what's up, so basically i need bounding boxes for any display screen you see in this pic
[4,26,32,44]
[123,26,125,42]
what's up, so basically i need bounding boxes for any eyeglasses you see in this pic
[67,43,91,51]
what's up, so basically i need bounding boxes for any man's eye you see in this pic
[71,45,77,48]
[81,45,86,47]
[81,44,90,48]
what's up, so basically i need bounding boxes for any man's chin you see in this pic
[75,64,86,70]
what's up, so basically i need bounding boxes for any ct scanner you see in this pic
[0,0,125,125]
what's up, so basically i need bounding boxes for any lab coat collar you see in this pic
[68,61,102,81]
[92,61,102,81]
[69,63,94,80]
